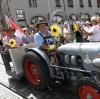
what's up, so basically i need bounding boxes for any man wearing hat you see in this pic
[34,20,54,49]
[34,20,61,75]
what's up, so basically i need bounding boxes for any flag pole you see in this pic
[47,0,51,18]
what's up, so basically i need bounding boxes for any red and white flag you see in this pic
[5,15,24,39]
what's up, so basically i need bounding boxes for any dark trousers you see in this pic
[76,31,82,42]
[1,51,11,71]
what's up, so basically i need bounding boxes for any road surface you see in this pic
[0,54,79,99]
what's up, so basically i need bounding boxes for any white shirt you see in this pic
[83,25,91,39]
[14,30,24,40]
[88,25,100,41]
[63,28,70,35]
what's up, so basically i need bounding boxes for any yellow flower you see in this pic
[9,39,16,48]
[48,45,56,50]
[50,24,61,37]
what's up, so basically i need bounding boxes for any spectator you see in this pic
[82,21,91,42]
[22,28,34,44]
[84,16,100,42]
[29,23,36,34]
[75,21,83,42]
[3,29,23,48]
[63,21,71,43]
[1,29,23,73]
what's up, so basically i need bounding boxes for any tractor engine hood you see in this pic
[57,42,100,55]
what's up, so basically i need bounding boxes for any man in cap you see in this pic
[34,20,54,49]
[22,28,34,44]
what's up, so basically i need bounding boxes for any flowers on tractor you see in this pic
[48,45,56,51]
[9,39,16,48]
[50,24,61,37]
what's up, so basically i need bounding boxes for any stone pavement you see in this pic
[0,83,24,99]
[0,54,79,99]
[0,55,11,86]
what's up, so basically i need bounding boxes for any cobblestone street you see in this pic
[0,55,79,99]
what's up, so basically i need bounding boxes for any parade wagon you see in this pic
[1,42,100,99]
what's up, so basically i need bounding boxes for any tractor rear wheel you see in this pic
[23,51,51,90]
[78,77,100,99]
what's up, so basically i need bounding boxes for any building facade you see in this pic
[1,0,100,26]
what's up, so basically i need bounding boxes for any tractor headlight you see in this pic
[92,58,100,68]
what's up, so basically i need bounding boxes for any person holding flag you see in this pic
[5,15,24,40]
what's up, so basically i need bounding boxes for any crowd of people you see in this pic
[1,16,100,49]
[73,16,100,42]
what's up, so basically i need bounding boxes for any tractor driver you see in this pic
[34,20,55,51]
[34,20,60,75]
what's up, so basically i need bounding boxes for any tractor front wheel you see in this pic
[78,77,100,99]
[23,52,51,90]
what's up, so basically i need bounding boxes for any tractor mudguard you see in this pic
[25,48,54,78]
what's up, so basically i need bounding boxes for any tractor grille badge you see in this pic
[84,55,91,64]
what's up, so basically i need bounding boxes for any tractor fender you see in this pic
[25,48,54,78]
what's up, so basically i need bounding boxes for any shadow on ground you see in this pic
[8,77,80,99]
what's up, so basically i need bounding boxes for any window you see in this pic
[28,0,32,7]
[55,0,61,7]
[79,0,84,7]
[81,14,90,21]
[95,13,100,17]
[88,0,92,7]
[97,0,100,7]
[67,0,74,7]
[28,0,37,7]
